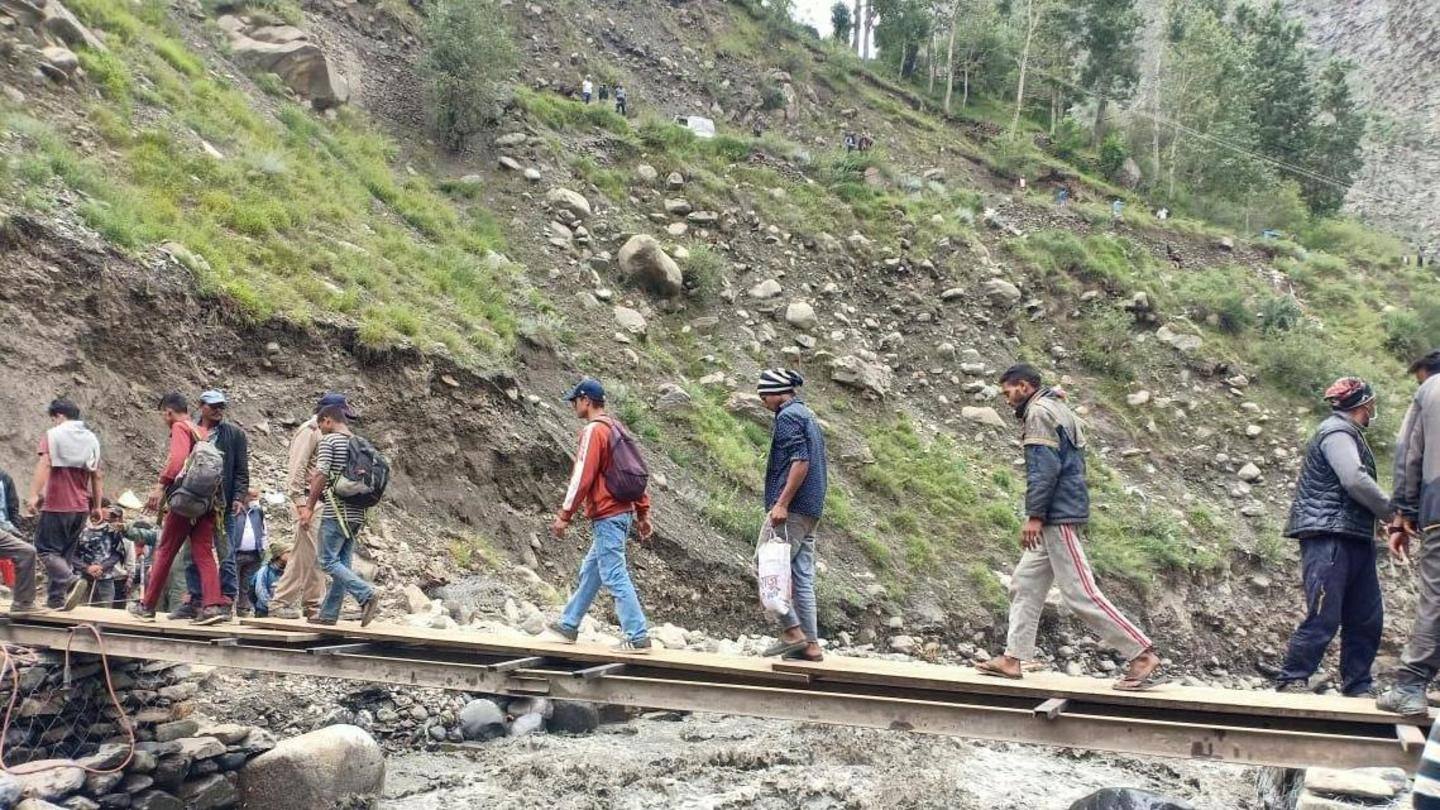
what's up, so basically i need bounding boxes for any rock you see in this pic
[509,713,545,737]
[1126,391,1152,407]
[1237,463,1263,483]
[666,171,685,190]
[172,737,224,760]
[1068,787,1194,810]
[889,635,917,654]
[618,235,683,298]
[663,198,692,216]
[130,791,183,810]
[458,699,506,741]
[498,156,523,172]
[961,406,1006,428]
[1245,424,1263,438]
[1116,156,1143,189]
[78,745,129,771]
[228,31,348,108]
[652,623,688,650]
[238,725,384,809]
[687,211,718,225]
[153,720,199,743]
[545,701,599,735]
[655,384,692,412]
[15,800,67,810]
[748,279,783,299]
[402,584,429,614]
[1216,236,1235,251]
[495,132,527,148]
[784,301,818,331]
[940,288,965,301]
[42,0,105,51]
[1303,767,1395,800]
[545,188,591,222]
[524,167,542,183]
[63,796,100,810]
[176,774,236,810]
[15,761,84,801]
[982,279,1023,308]
[830,355,893,398]
[724,392,772,427]
[39,46,79,80]
[613,306,647,336]
[635,164,658,183]
[0,775,18,807]
[1156,324,1203,354]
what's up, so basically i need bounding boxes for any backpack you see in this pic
[328,434,390,508]
[167,426,224,520]
[595,417,648,502]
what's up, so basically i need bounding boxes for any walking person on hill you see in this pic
[755,370,828,664]
[266,394,348,620]
[545,378,655,654]
[581,76,594,104]
[0,465,41,616]
[174,391,248,619]
[1378,350,1440,715]
[299,404,382,627]
[1274,378,1392,697]
[976,364,1163,690]
[614,85,628,117]
[27,398,103,610]
[129,392,229,624]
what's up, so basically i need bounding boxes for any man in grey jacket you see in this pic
[1378,351,1440,715]
[1274,377,1392,696]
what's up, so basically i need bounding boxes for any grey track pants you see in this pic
[1400,528,1440,686]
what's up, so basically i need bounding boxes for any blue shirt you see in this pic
[764,399,828,518]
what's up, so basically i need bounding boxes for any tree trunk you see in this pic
[963,66,970,109]
[862,4,875,60]
[943,2,959,114]
[1092,92,1108,140]
[1010,0,1037,135]
[1167,128,1181,198]
[926,27,936,93]
[852,0,862,52]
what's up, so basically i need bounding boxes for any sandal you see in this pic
[976,657,1023,680]
[1113,650,1166,692]
[781,648,824,662]
[762,639,808,658]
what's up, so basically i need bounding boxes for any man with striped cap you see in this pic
[1275,376,1392,697]
[756,369,829,663]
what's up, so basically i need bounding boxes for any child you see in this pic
[66,503,127,609]
[251,540,292,618]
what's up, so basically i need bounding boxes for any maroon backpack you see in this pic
[593,416,649,502]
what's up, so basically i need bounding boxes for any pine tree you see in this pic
[1303,59,1365,215]
[1073,0,1143,138]
[873,0,932,78]
[1238,1,1315,169]
[832,1,854,42]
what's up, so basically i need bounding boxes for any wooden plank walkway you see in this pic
[11,606,322,643]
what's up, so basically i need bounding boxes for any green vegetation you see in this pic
[421,0,517,150]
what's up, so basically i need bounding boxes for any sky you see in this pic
[792,0,838,38]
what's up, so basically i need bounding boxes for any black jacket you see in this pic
[1285,415,1381,541]
[202,419,250,514]
[0,469,19,531]
[1019,389,1090,524]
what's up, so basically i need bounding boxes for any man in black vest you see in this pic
[1275,377,1394,696]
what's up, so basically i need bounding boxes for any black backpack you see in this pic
[328,434,390,508]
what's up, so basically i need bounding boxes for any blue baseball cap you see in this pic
[198,390,227,406]
[314,392,359,418]
[563,378,605,403]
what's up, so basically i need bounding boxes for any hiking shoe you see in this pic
[761,639,808,658]
[545,621,579,643]
[611,637,653,655]
[360,596,380,628]
[307,615,338,626]
[61,579,89,612]
[192,606,230,626]
[1376,684,1430,717]
[8,604,44,618]
[270,605,302,620]
[168,602,198,621]
[1344,686,1378,699]
[1275,680,1311,694]
[128,603,157,622]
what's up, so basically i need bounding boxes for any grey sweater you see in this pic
[1319,430,1393,521]
[1394,375,1440,529]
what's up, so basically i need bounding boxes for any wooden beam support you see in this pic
[1398,723,1426,752]
[308,642,381,656]
[487,656,547,673]
[573,662,627,681]
[1035,698,1069,720]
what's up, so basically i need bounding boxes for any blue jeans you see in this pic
[1278,536,1382,695]
[559,514,648,642]
[317,516,374,621]
[776,514,820,643]
[187,508,238,601]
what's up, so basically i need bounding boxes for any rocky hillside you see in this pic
[0,0,1430,690]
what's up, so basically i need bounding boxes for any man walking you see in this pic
[1379,350,1440,715]
[27,399,102,609]
[175,391,248,619]
[267,394,346,620]
[545,378,654,653]
[977,364,1163,690]
[756,370,828,663]
[299,404,380,627]
[614,85,627,117]
[581,76,593,104]
[231,487,268,617]
[1274,378,1392,696]
[0,465,41,616]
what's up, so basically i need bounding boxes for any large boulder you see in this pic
[784,301,818,331]
[226,26,349,109]
[42,0,104,50]
[458,699,506,741]
[1116,157,1143,190]
[1068,788,1193,810]
[13,761,84,801]
[545,188,592,222]
[981,278,1023,308]
[829,355,892,398]
[238,724,384,808]
[618,235,683,298]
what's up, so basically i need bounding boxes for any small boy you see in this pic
[251,539,292,618]
[66,502,127,609]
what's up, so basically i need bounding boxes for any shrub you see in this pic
[421,0,516,151]
[1256,328,1341,397]
[1077,306,1136,380]
[1259,294,1302,334]
[1176,269,1255,334]
[682,244,725,300]
[1098,133,1128,179]
[1050,116,1088,162]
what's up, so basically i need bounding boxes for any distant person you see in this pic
[755,370,828,664]
[176,391,248,619]
[1378,350,1440,716]
[232,487,268,618]
[843,132,857,152]
[1156,207,1169,220]
[299,404,382,627]
[69,502,128,608]
[858,133,874,151]
[27,398,102,610]
[581,76,593,104]
[251,539,292,618]
[0,465,40,616]
[129,392,228,625]
[1166,243,1183,269]
[1111,199,1125,222]
[266,394,346,620]
[1274,378,1391,697]
[599,84,610,102]
[545,378,654,654]
[1017,177,1027,191]
[1055,186,1070,206]
[976,364,1163,690]
[614,85,628,117]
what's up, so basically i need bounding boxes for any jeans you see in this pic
[1279,535,1383,695]
[187,508,237,601]
[559,513,648,642]
[234,550,263,614]
[772,514,820,643]
[85,578,116,607]
[318,517,374,621]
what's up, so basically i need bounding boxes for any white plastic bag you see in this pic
[756,522,793,616]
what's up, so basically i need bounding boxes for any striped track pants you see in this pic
[1004,523,1152,661]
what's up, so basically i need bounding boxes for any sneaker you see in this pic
[307,615,338,626]
[8,604,44,618]
[270,605,302,620]
[1344,686,1378,699]
[611,637,653,655]
[360,596,380,628]
[1376,684,1430,717]
[192,606,229,626]
[61,579,89,612]
[168,602,198,621]
[545,621,579,643]
[128,603,157,622]
[1275,680,1311,694]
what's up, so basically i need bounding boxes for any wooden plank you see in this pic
[15,605,322,643]
[573,662,626,680]
[770,655,1429,726]
[1398,724,1426,752]
[1035,697,1069,720]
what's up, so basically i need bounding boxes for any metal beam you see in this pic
[308,643,383,656]
[487,656,547,673]
[573,662,626,680]
[1035,698,1069,721]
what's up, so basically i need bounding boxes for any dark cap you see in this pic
[314,392,359,419]
[563,378,605,403]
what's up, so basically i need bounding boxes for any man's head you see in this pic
[563,378,606,419]
[157,392,189,426]
[105,504,125,528]
[999,364,1044,410]
[197,390,227,425]
[246,487,260,507]
[1409,350,1440,384]
[47,398,80,425]
[269,540,293,569]
[756,368,804,413]
[1324,377,1378,427]
[317,405,349,435]
[314,392,359,420]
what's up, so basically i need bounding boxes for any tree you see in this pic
[421,0,517,152]
[1074,0,1143,138]
[832,1,854,43]
[1238,2,1315,169]
[1302,59,1365,215]
[853,0,863,52]
[1008,0,1054,134]
[873,0,932,77]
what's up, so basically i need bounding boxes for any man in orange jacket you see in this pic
[547,378,654,654]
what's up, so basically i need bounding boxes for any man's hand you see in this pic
[144,486,162,515]
[22,495,38,518]
[1389,524,1413,563]
[550,516,570,540]
[232,500,244,517]
[768,503,789,527]
[85,564,102,578]
[1400,516,1419,537]
[636,518,654,544]
[297,505,314,527]
[1021,517,1044,551]
[90,507,103,524]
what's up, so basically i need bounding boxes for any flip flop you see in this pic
[975,659,1023,680]
[762,639,808,658]
[781,649,824,662]
[1113,670,1168,692]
